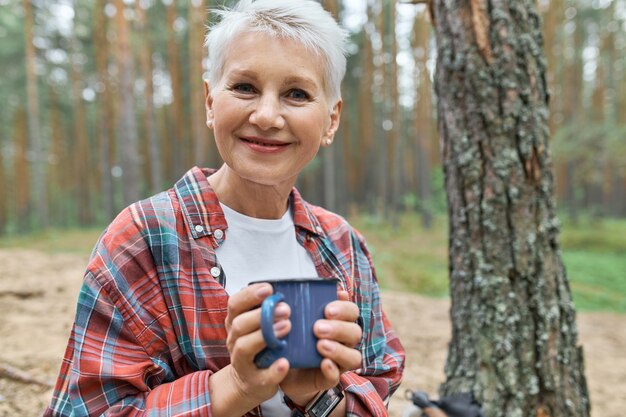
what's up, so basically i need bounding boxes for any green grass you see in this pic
[350,213,450,297]
[562,251,626,312]
[351,213,626,314]
[0,228,103,256]
[0,214,624,313]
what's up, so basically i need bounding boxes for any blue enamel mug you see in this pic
[251,277,339,369]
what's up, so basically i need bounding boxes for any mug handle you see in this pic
[260,292,288,350]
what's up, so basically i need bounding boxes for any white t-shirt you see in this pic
[215,202,318,416]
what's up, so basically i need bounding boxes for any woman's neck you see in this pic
[207,165,294,219]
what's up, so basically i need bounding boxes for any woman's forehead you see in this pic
[219,32,325,85]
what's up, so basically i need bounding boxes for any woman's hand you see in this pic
[279,290,362,405]
[224,283,292,405]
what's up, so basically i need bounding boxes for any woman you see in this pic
[45,1,405,416]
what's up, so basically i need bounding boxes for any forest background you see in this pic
[1,0,624,312]
[0,0,625,416]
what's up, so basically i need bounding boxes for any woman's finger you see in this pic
[314,320,362,348]
[226,283,273,331]
[317,340,362,373]
[230,320,292,362]
[229,302,290,342]
[324,300,360,322]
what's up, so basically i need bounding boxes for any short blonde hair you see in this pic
[205,0,348,104]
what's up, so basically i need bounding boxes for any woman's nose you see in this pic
[249,94,285,130]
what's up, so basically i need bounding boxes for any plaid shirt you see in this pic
[45,167,405,417]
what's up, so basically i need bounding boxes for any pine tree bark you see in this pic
[431,1,590,416]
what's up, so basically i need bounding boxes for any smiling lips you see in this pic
[240,136,290,154]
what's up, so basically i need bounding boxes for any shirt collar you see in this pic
[175,166,226,240]
[174,166,326,240]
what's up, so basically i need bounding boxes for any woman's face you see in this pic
[205,32,341,188]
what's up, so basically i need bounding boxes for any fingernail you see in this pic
[256,285,272,298]
[275,303,289,318]
[321,339,335,352]
[273,320,289,333]
[317,322,331,335]
[326,305,338,318]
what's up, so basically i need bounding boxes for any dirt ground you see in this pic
[0,249,624,417]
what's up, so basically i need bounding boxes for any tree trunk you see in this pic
[389,0,401,225]
[431,1,590,416]
[357,15,375,208]
[166,1,188,177]
[412,10,433,229]
[136,1,163,194]
[48,86,67,227]
[0,141,6,234]
[562,12,584,222]
[69,17,92,225]
[13,108,30,230]
[94,0,115,222]
[375,1,389,216]
[114,0,141,206]
[320,0,341,213]
[189,0,212,168]
[23,0,47,229]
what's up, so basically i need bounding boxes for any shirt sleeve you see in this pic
[340,231,406,417]
[44,208,224,417]
[45,275,216,417]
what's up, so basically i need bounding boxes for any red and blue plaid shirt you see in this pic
[45,167,405,416]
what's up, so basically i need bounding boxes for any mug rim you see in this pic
[248,277,339,285]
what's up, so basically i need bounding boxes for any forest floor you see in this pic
[0,249,624,417]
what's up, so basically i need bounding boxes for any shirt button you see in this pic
[214,229,224,240]
[315,226,323,234]
[210,266,221,277]
[194,225,204,233]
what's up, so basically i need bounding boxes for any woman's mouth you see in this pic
[240,136,290,153]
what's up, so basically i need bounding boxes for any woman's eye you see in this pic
[233,83,255,94]
[287,89,310,100]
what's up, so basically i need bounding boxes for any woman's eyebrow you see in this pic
[282,75,319,90]
[225,69,259,80]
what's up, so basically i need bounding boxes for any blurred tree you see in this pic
[412,9,433,228]
[13,108,30,230]
[114,0,140,206]
[135,0,163,195]
[322,0,340,213]
[0,141,6,233]
[165,0,187,178]
[357,5,376,208]
[69,2,92,225]
[93,0,115,222]
[189,0,213,169]
[47,85,68,227]
[389,0,401,224]
[23,0,47,229]
[431,1,590,416]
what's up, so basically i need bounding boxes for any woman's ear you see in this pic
[321,99,343,147]
[204,80,214,129]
